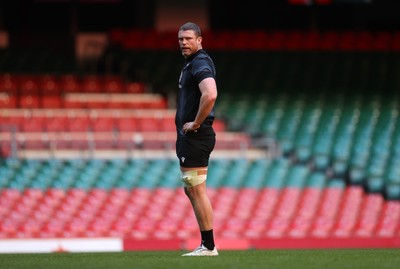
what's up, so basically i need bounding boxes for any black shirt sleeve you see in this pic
[191,58,215,85]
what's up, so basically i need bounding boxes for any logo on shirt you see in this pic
[181,157,185,163]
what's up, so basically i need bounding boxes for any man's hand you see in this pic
[183,122,200,133]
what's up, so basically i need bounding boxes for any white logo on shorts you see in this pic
[181,157,185,163]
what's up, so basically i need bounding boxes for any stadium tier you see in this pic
[0,158,399,241]
[1,30,400,250]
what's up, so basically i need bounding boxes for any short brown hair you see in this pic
[179,22,202,37]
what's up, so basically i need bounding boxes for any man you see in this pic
[175,22,218,257]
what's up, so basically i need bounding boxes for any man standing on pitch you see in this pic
[175,22,218,256]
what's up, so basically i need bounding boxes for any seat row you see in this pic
[0,73,163,109]
[0,131,249,156]
[1,108,177,132]
[0,107,240,156]
[0,186,398,239]
[217,91,400,199]
[0,158,310,190]
[110,29,400,51]
[0,93,168,109]
[0,74,146,95]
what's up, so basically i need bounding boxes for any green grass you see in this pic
[1,249,400,269]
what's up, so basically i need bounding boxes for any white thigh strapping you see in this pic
[180,170,207,188]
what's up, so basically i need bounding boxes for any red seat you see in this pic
[265,188,302,237]
[137,117,162,132]
[110,219,132,237]
[0,74,18,95]
[0,142,12,157]
[213,188,238,218]
[374,31,391,51]
[92,133,117,149]
[61,74,81,93]
[161,116,176,132]
[288,188,322,237]
[19,95,40,108]
[82,75,103,93]
[375,201,400,237]
[104,76,124,93]
[331,187,363,237]
[252,188,280,220]
[0,93,17,108]
[40,219,65,238]
[63,99,85,109]
[354,194,383,237]
[310,188,344,237]
[1,115,24,131]
[302,31,320,50]
[41,95,63,108]
[338,31,357,50]
[45,189,66,202]
[20,76,39,95]
[319,31,339,50]
[46,116,68,132]
[63,219,89,238]
[244,217,267,238]
[231,188,259,219]
[232,30,251,50]
[21,117,45,132]
[40,75,61,95]
[86,97,107,109]
[116,117,138,132]
[285,31,304,50]
[356,31,374,51]
[91,117,115,132]
[126,82,145,93]
[68,116,92,132]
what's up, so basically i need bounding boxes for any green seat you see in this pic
[306,171,327,188]
[332,159,348,177]
[243,159,271,188]
[158,160,181,188]
[327,177,346,188]
[285,164,308,188]
[263,158,290,188]
[222,159,249,187]
[385,184,400,200]
[366,176,384,193]
[348,167,366,185]
[207,159,230,188]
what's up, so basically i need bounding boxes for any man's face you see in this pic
[178,30,202,58]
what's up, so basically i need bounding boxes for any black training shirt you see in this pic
[175,49,216,138]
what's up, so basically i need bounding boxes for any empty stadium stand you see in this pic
[0,29,399,250]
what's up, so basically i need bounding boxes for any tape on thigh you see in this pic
[180,170,207,188]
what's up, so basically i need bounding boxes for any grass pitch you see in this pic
[0,249,399,269]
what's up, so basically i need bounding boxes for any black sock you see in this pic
[201,229,215,250]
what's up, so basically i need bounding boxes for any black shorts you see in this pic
[176,135,216,168]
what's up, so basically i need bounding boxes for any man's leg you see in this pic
[181,167,217,256]
[185,181,214,231]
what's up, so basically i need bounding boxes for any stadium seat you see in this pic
[0,93,17,108]
[61,74,81,93]
[375,201,400,237]
[19,94,40,108]
[354,194,383,237]
[0,74,18,95]
[311,187,344,237]
[21,116,45,132]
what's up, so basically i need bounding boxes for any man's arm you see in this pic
[182,77,217,133]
